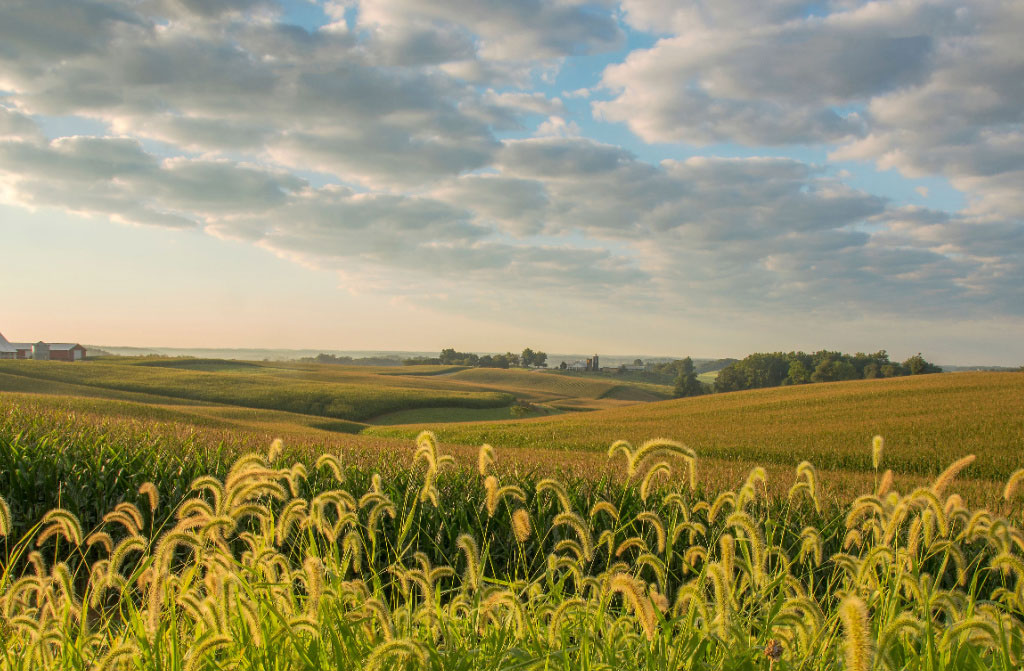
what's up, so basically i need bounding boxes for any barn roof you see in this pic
[0,332,15,353]
[0,334,84,352]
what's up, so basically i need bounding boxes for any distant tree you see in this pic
[438,348,479,366]
[880,363,899,377]
[673,357,705,397]
[559,361,567,370]
[714,363,749,393]
[811,358,857,383]
[521,348,535,368]
[534,351,548,368]
[785,359,811,385]
[633,358,643,366]
[903,353,942,375]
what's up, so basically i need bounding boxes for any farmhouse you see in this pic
[0,332,86,361]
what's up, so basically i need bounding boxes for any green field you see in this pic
[1,362,1020,507]
[366,371,1024,482]
[370,405,559,425]
[697,370,719,384]
[0,358,677,423]
[0,359,516,422]
[2,371,1023,670]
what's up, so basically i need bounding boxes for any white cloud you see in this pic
[535,116,581,138]
[0,0,1021,340]
[598,0,1024,226]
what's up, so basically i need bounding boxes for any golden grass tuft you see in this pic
[839,595,874,671]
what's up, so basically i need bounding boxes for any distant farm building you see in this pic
[564,354,601,372]
[0,332,85,361]
[0,333,15,359]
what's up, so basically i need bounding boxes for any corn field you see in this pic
[2,429,1023,670]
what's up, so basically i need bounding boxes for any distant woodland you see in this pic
[301,347,946,400]
[713,350,941,393]
[404,348,548,368]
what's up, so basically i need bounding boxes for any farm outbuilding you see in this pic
[0,332,15,359]
[0,332,85,361]
[47,343,87,361]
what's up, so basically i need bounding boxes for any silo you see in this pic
[32,341,50,361]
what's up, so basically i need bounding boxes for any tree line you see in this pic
[404,347,548,369]
[713,350,941,393]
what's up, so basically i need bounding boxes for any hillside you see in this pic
[0,359,513,422]
[1,369,1019,505]
[364,371,1024,481]
[0,358,674,423]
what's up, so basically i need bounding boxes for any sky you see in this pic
[0,0,1022,365]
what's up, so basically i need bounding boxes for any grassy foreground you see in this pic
[1,431,1023,670]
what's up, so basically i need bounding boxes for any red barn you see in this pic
[47,343,87,361]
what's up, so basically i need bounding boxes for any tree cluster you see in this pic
[714,350,941,393]
[405,348,547,369]
[672,357,709,398]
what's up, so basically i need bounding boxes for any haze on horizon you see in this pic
[1,1,1022,366]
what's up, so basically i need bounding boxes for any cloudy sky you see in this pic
[1,0,1021,364]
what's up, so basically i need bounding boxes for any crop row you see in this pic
[2,430,1023,670]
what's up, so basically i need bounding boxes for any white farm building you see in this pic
[0,332,86,361]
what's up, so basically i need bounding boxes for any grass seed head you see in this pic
[931,454,976,497]
[457,534,482,591]
[1003,468,1024,502]
[512,508,532,543]
[478,443,495,476]
[871,435,884,470]
[0,495,11,538]
[138,482,159,514]
[268,438,284,462]
[608,573,658,641]
[877,469,894,496]
[839,595,874,671]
